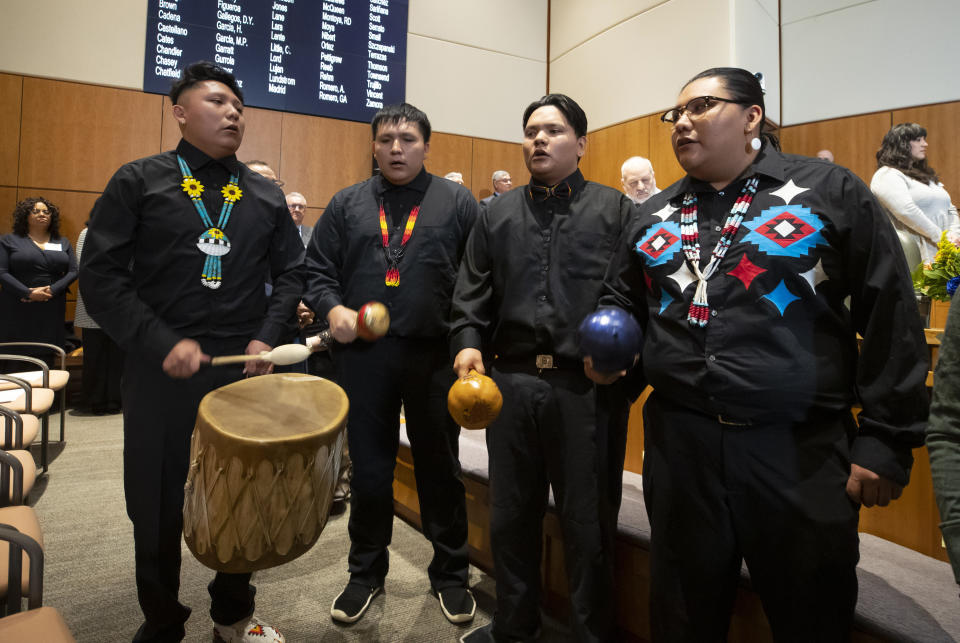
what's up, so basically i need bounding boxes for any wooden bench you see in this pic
[394,425,960,642]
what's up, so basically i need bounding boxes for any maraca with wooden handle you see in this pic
[306,301,391,351]
[356,301,390,341]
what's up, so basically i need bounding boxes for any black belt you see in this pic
[716,414,751,426]
[494,353,582,374]
[656,392,843,428]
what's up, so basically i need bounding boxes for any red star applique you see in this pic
[727,253,766,290]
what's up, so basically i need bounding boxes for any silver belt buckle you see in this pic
[717,414,750,426]
[535,354,555,370]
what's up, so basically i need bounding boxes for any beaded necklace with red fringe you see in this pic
[378,200,420,286]
[679,175,759,326]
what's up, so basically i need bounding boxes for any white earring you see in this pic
[750,137,762,151]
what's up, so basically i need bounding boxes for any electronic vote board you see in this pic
[144,0,408,122]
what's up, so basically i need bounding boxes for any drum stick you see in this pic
[306,329,334,352]
[210,343,312,367]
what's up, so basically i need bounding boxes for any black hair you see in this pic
[371,103,431,142]
[12,197,61,239]
[522,94,588,138]
[169,61,244,104]
[876,123,938,184]
[683,67,780,150]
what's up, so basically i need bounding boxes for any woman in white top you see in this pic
[75,225,124,414]
[871,122,959,266]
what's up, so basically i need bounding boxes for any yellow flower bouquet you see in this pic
[913,231,960,301]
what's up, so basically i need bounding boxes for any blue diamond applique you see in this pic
[742,205,826,258]
[635,221,682,267]
[762,280,800,316]
[659,291,674,315]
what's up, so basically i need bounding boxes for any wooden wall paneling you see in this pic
[241,106,285,176]
[464,476,495,574]
[302,207,325,230]
[891,102,960,198]
[581,118,649,191]
[647,114,685,189]
[161,99,285,175]
[279,113,371,209]
[778,112,891,185]
[159,96,180,153]
[623,386,651,475]
[614,539,652,641]
[424,132,474,191]
[470,138,528,201]
[19,78,163,193]
[0,187,18,235]
[930,299,951,330]
[0,74,23,187]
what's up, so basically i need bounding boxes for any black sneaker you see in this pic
[330,582,381,624]
[459,622,539,642]
[435,586,476,624]
[460,623,495,642]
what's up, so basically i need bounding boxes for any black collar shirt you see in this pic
[382,167,431,227]
[304,169,479,338]
[451,169,635,364]
[602,145,929,485]
[80,139,305,366]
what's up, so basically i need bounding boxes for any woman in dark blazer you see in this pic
[0,197,78,362]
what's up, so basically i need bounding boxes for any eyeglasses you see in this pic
[660,96,745,124]
[287,204,306,210]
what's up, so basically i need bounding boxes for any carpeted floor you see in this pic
[27,409,572,642]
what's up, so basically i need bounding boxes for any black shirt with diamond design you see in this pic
[603,145,929,485]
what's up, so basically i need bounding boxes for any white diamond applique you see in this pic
[650,236,667,251]
[773,219,799,238]
[666,260,697,293]
[650,203,678,222]
[799,259,828,292]
[769,179,809,205]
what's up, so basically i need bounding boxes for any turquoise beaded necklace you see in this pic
[177,155,242,290]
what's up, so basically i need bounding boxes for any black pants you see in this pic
[486,365,630,643]
[336,337,468,589]
[642,393,860,643]
[123,337,255,642]
[80,327,123,411]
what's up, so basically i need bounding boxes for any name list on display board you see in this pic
[145,0,408,123]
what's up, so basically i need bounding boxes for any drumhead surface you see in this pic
[198,373,348,444]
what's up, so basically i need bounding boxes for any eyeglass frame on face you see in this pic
[660,96,748,124]
[287,203,306,210]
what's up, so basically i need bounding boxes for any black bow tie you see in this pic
[528,181,572,202]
